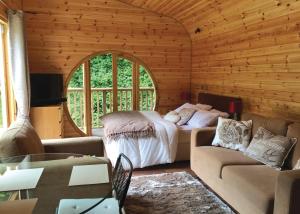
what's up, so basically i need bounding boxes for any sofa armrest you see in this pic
[274,169,300,214]
[42,136,104,156]
[191,127,216,148]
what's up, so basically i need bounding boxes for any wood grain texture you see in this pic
[190,0,300,122]
[0,0,22,22]
[0,3,7,21]
[23,0,191,137]
[30,105,63,139]
[1,0,22,11]
[25,0,300,138]
[122,0,300,122]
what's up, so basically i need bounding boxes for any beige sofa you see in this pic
[191,113,300,214]
[0,118,104,157]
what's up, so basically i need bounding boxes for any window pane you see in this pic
[139,65,154,87]
[90,54,113,128]
[117,58,132,111]
[139,65,155,111]
[0,24,5,128]
[67,64,84,130]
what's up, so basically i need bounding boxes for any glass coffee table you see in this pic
[0,153,112,214]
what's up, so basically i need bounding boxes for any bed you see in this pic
[102,93,242,168]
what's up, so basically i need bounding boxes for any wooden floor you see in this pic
[132,161,195,177]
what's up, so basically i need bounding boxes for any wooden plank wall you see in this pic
[23,0,191,137]
[0,0,22,21]
[121,0,300,122]
[189,0,300,122]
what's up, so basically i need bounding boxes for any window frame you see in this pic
[64,50,158,136]
[0,21,14,131]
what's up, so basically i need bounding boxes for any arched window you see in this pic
[65,52,157,135]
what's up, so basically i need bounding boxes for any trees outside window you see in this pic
[66,52,157,135]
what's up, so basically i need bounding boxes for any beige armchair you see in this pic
[0,119,103,158]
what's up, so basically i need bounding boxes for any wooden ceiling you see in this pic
[119,0,300,39]
[119,0,206,36]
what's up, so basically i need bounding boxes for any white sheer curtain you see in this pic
[8,9,31,119]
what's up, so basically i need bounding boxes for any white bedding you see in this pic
[103,111,178,169]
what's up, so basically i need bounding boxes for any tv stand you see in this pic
[30,105,63,139]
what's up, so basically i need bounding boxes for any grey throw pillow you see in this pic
[245,127,297,170]
[176,108,196,126]
[163,111,181,123]
[212,117,252,152]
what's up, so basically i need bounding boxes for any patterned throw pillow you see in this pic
[163,111,181,123]
[245,127,297,170]
[212,117,252,152]
[176,108,196,126]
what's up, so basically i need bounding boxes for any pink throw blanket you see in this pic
[101,111,156,140]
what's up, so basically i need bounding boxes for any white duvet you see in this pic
[103,111,178,169]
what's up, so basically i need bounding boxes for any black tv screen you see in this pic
[30,73,66,107]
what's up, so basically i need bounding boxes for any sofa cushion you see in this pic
[242,113,289,137]
[222,165,279,214]
[192,146,261,178]
[286,123,300,169]
[0,119,44,157]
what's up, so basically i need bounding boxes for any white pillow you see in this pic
[196,103,212,111]
[174,103,199,113]
[187,111,219,128]
[164,111,181,123]
[210,109,230,118]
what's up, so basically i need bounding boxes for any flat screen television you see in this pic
[30,73,67,107]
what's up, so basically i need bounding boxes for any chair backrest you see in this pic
[112,153,133,209]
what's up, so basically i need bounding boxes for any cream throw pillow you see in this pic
[212,117,252,152]
[210,109,230,118]
[163,111,181,123]
[175,103,212,113]
[176,108,196,126]
[187,111,219,128]
[196,103,212,111]
[245,127,297,170]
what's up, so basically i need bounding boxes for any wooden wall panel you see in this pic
[1,0,22,11]
[189,0,300,122]
[122,0,300,122]
[0,0,22,21]
[23,0,191,137]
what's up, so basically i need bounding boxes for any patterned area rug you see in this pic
[125,171,235,214]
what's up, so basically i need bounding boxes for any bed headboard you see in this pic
[198,92,243,115]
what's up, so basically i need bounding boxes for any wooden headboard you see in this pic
[198,93,243,114]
